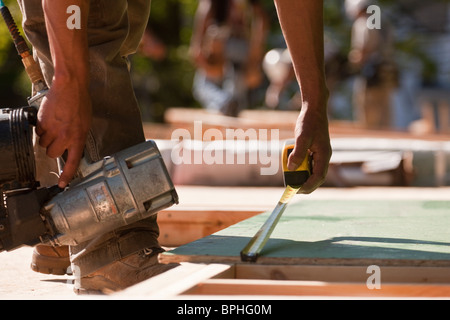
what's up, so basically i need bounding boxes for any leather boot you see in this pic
[31,244,71,275]
[74,247,179,295]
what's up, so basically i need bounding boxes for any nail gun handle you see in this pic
[282,142,311,188]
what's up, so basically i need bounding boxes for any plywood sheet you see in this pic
[161,199,450,267]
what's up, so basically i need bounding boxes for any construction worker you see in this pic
[18,0,177,294]
[18,0,331,294]
[346,0,398,129]
[189,0,268,116]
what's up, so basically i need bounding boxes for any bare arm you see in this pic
[37,0,92,188]
[274,0,332,193]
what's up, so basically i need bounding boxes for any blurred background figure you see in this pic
[139,27,168,62]
[262,48,298,110]
[262,35,350,111]
[346,0,398,130]
[189,0,268,116]
[134,26,168,122]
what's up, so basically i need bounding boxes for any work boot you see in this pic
[31,245,71,275]
[73,247,179,295]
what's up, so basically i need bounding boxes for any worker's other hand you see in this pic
[36,80,92,189]
[287,95,332,194]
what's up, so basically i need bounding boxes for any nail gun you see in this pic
[0,3,178,251]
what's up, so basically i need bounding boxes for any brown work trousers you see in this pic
[18,0,160,277]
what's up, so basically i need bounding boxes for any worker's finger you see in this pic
[58,144,83,188]
[287,136,310,171]
[36,123,55,149]
[38,132,53,149]
[43,132,70,159]
[46,144,65,159]
[298,150,330,194]
[35,124,45,137]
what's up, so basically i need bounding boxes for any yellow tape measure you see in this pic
[239,140,312,262]
[282,141,311,189]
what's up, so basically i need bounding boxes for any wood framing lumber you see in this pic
[234,264,450,283]
[158,209,260,247]
[117,262,450,298]
[184,279,450,297]
[117,263,233,298]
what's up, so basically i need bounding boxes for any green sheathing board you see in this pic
[164,200,450,263]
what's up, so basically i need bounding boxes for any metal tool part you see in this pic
[0,140,179,251]
[240,140,311,262]
[240,185,299,262]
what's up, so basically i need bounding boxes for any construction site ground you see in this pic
[1,186,449,300]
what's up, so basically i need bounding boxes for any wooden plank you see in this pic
[160,108,450,141]
[119,261,450,298]
[161,200,450,267]
[235,264,450,283]
[184,279,450,297]
[158,209,260,246]
[164,108,297,131]
[117,263,233,298]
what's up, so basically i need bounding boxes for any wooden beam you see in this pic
[117,263,234,298]
[118,262,450,298]
[158,209,261,247]
[184,279,450,298]
[235,264,450,283]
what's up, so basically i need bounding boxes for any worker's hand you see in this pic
[273,0,331,193]
[287,95,332,194]
[36,80,92,188]
[38,0,91,188]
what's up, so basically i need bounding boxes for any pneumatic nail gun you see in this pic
[0,3,178,252]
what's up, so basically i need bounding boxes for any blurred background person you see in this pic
[262,48,298,110]
[346,0,398,130]
[262,34,350,111]
[189,0,268,116]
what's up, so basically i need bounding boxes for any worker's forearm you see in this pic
[42,0,90,87]
[273,0,328,110]
[39,0,92,187]
[274,0,331,191]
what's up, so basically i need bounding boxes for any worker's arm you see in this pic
[274,0,332,194]
[36,0,92,188]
